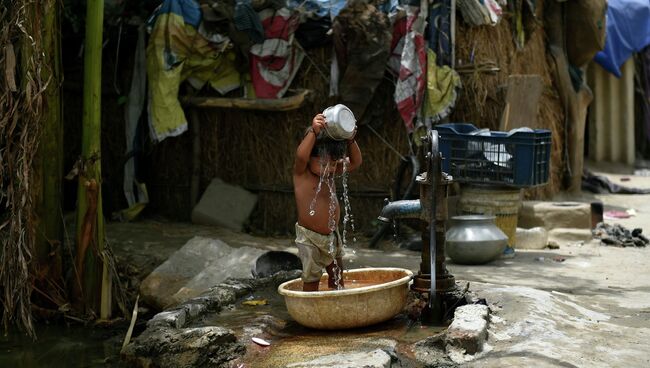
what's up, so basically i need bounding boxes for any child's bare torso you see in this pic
[294,170,340,235]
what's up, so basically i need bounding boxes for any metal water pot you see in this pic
[322,104,356,140]
[445,215,508,265]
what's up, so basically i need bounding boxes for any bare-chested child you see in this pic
[293,113,362,291]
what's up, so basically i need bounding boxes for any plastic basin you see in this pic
[277,268,413,330]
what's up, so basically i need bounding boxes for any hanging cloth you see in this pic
[390,0,428,132]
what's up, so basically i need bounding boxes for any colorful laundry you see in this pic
[249,8,304,99]
[423,49,461,122]
[429,0,453,66]
[147,0,241,142]
[389,0,428,132]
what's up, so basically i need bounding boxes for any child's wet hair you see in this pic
[311,137,347,160]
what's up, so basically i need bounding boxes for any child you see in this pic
[293,113,362,291]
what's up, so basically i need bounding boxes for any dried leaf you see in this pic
[242,299,268,306]
[4,44,17,91]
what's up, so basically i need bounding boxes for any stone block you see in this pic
[548,228,594,245]
[445,304,490,354]
[519,201,591,230]
[140,236,266,309]
[287,349,393,368]
[191,178,257,231]
[147,309,187,329]
[515,227,549,249]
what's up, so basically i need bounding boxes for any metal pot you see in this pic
[445,215,508,265]
[322,104,356,141]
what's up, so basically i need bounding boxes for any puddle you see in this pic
[0,324,124,368]
[193,285,445,367]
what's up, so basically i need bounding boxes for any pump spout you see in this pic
[377,199,422,223]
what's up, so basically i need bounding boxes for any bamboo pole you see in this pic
[36,0,64,280]
[75,0,111,318]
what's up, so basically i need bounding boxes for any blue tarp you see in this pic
[149,0,202,28]
[593,0,650,77]
[288,0,398,18]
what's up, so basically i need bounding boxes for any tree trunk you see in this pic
[75,0,111,319]
[35,0,64,301]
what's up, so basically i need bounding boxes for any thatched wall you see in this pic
[451,0,565,199]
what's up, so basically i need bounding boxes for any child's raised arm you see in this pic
[346,138,362,172]
[294,114,327,175]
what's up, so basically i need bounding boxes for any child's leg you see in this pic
[303,280,320,292]
[326,257,344,289]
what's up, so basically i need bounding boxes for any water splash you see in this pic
[326,173,337,254]
[392,219,399,244]
[341,159,356,255]
[308,150,329,216]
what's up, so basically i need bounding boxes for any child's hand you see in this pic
[312,114,327,135]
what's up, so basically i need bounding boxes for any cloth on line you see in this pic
[428,0,453,66]
[122,24,149,221]
[146,0,241,142]
[287,0,347,19]
[249,8,304,99]
[423,49,461,122]
[389,0,428,132]
[234,0,265,44]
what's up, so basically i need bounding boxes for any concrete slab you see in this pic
[286,349,393,368]
[519,201,591,230]
[191,178,257,231]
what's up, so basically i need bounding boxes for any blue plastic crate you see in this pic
[434,123,552,187]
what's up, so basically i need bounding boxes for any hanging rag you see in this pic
[249,8,304,99]
[120,25,149,221]
[428,0,452,66]
[331,0,392,122]
[287,0,347,19]
[234,0,265,44]
[389,0,428,132]
[457,0,502,27]
[509,0,537,50]
[146,0,241,142]
[593,0,650,78]
[423,49,461,122]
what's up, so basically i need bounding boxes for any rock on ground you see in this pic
[121,326,244,368]
[140,236,267,309]
[286,349,394,368]
[445,304,490,355]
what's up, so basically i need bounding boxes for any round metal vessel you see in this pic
[446,215,508,264]
[322,104,356,140]
[277,268,413,330]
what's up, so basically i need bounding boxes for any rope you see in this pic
[365,124,407,161]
